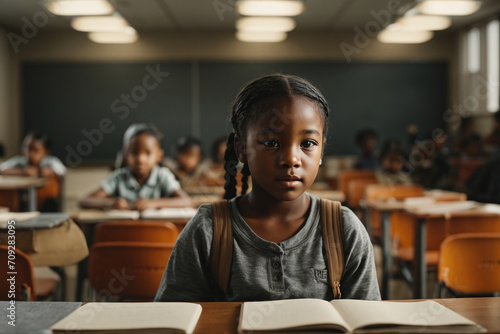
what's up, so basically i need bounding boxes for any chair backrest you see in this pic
[0,245,35,301]
[37,174,63,212]
[338,170,376,194]
[347,178,379,208]
[94,220,180,244]
[88,241,174,300]
[438,233,500,294]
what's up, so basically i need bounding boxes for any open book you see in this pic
[51,302,202,334]
[239,299,486,333]
[75,207,198,221]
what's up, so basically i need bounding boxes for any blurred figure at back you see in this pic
[353,128,379,170]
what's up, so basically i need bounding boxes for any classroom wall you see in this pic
[0,27,20,159]
[7,30,459,162]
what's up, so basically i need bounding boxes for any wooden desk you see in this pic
[405,204,500,300]
[0,175,46,211]
[3,298,499,333]
[364,190,467,300]
[195,297,500,334]
[307,189,345,202]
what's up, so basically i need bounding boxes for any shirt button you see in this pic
[272,261,280,269]
[273,274,282,281]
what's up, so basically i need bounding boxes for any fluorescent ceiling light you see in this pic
[416,0,481,16]
[236,31,287,42]
[236,17,296,32]
[88,28,138,44]
[237,1,304,16]
[378,27,434,43]
[71,16,129,32]
[46,0,114,16]
[396,15,451,31]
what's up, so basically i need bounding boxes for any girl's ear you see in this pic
[234,134,247,163]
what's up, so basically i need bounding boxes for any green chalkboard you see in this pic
[22,60,447,165]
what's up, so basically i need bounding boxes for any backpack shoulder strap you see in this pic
[320,198,344,299]
[211,200,233,294]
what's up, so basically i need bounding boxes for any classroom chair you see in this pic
[88,241,174,301]
[338,170,376,196]
[347,178,379,209]
[436,233,500,297]
[93,220,180,244]
[364,184,424,239]
[0,245,60,301]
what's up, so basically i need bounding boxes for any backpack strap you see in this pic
[211,200,233,294]
[320,198,344,299]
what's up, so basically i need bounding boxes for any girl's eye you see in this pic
[301,139,318,149]
[262,139,279,147]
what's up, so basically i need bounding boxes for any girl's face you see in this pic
[237,96,324,202]
[23,138,48,166]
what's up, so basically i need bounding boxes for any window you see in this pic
[486,20,499,112]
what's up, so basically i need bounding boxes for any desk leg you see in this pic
[413,217,427,299]
[27,186,36,211]
[76,223,96,301]
[381,211,391,300]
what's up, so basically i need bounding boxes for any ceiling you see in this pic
[0,0,499,34]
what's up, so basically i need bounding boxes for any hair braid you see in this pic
[223,133,239,200]
[240,163,251,195]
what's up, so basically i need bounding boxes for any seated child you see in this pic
[80,124,192,210]
[164,136,208,189]
[374,139,412,185]
[353,127,379,170]
[203,136,228,186]
[0,131,66,211]
[155,74,380,302]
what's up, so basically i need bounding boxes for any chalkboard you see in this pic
[22,60,447,165]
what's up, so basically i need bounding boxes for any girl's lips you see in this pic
[276,177,302,187]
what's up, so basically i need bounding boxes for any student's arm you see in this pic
[79,188,130,210]
[340,207,381,300]
[155,205,216,302]
[133,188,193,211]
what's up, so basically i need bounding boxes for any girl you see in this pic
[0,131,66,211]
[155,74,380,302]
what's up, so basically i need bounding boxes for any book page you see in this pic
[239,299,352,333]
[406,201,479,215]
[50,302,202,334]
[140,207,198,219]
[0,211,40,227]
[105,210,141,219]
[332,300,482,332]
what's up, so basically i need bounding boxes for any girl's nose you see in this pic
[279,147,301,168]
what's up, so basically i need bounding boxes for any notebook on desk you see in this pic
[13,213,69,229]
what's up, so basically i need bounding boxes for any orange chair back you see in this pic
[338,170,376,194]
[438,233,500,294]
[364,184,424,239]
[88,241,174,300]
[94,220,180,244]
[347,178,379,208]
[36,174,62,211]
[0,245,35,300]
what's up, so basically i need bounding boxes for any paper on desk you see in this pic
[407,201,479,214]
[403,196,436,208]
[140,207,198,219]
[0,211,40,227]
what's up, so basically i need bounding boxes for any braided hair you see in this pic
[223,74,330,200]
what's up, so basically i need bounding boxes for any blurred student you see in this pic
[0,131,66,211]
[353,128,379,170]
[164,136,207,189]
[80,124,191,210]
[375,139,412,185]
[203,136,228,186]
[485,111,500,147]
[452,117,484,156]
[413,131,451,189]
